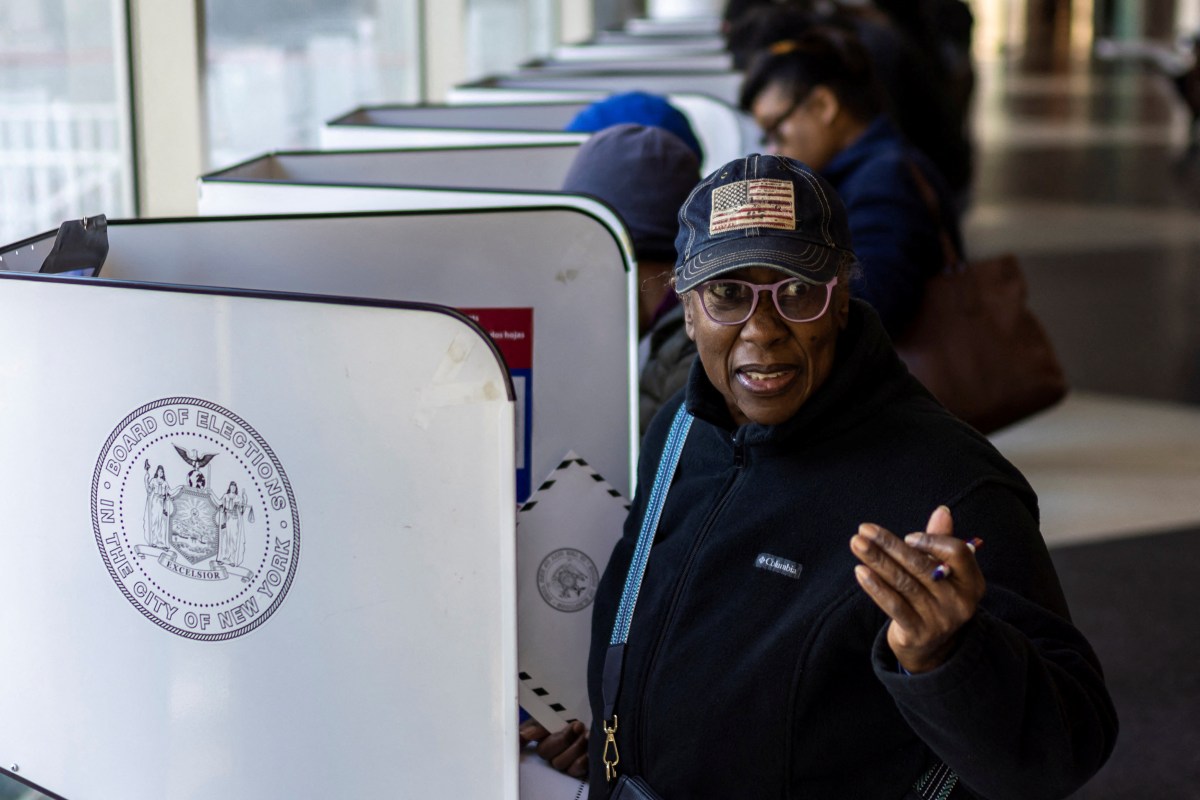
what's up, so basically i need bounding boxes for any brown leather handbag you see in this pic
[895,167,1068,435]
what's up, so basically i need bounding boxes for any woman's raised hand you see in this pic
[850,506,986,673]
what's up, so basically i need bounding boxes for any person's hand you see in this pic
[519,718,589,778]
[850,506,985,673]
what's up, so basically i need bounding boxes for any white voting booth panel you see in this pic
[199,180,606,219]
[316,98,744,174]
[0,273,517,800]
[3,209,637,502]
[625,16,722,35]
[204,143,583,194]
[550,42,725,61]
[461,70,743,106]
[330,102,586,128]
[523,53,733,73]
[593,29,721,45]
[647,0,721,20]
[319,103,590,150]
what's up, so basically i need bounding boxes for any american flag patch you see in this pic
[710,178,796,234]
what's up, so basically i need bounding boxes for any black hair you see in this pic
[726,4,822,70]
[723,0,779,27]
[739,26,883,124]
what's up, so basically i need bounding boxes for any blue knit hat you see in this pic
[565,91,704,162]
[561,124,701,262]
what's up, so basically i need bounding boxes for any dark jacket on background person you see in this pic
[586,301,1117,799]
[822,116,962,339]
[638,304,695,437]
[843,11,973,204]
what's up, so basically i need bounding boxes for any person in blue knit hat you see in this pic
[565,91,704,164]
[559,123,702,437]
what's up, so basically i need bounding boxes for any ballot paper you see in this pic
[520,748,588,800]
[518,453,630,731]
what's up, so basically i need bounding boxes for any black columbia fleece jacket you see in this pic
[586,301,1117,800]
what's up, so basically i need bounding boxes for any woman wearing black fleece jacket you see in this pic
[526,155,1116,798]
[585,298,1115,798]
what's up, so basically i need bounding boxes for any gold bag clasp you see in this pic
[602,715,620,782]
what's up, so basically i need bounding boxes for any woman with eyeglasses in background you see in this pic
[740,26,962,341]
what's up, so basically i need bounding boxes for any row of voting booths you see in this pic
[0,4,749,798]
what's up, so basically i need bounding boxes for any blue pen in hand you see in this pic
[931,537,983,582]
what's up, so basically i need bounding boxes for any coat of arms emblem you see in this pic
[140,444,256,580]
[92,398,300,641]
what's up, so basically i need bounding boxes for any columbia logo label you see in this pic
[755,553,801,579]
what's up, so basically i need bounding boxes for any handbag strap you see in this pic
[609,404,693,650]
[600,403,693,781]
[914,759,959,799]
[905,161,963,272]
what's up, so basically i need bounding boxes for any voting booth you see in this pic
[0,209,638,503]
[203,143,584,195]
[199,165,628,221]
[0,272,518,799]
[547,41,726,63]
[521,53,732,74]
[320,102,591,150]
[646,0,722,21]
[321,96,744,173]
[592,29,722,45]
[448,75,756,162]
[618,16,722,36]
[532,38,729,72]
[535,32,727,70]
[457,70,743,105]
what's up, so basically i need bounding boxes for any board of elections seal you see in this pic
[536,548,599,613]
[91,398,300,641]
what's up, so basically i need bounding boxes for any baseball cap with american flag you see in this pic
[673,154,854,293]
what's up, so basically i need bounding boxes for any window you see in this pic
[0,0,135,246]
[527,0,558,61]
[203,0,421,169]
[465,0,558,79]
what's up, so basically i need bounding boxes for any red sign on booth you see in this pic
[459,308,534,502]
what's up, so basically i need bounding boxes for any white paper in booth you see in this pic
[520,749,588,800]
[518,452,630,731]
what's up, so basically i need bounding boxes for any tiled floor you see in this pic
[992,391,1200,544]
[968,56,1200,545]
[947,50,1200,799]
